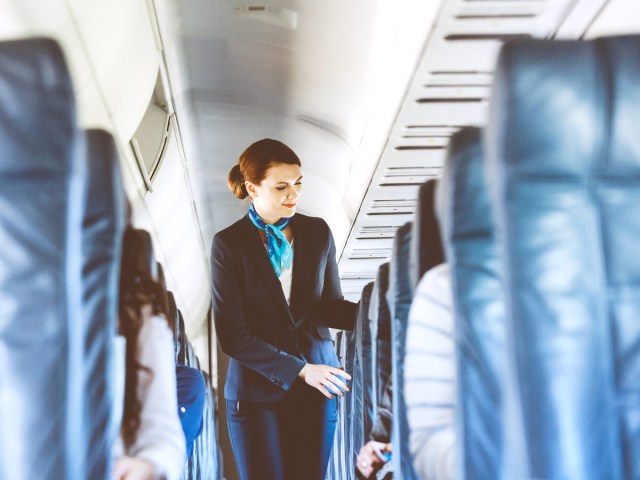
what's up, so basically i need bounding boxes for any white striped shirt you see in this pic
[404,263,456,480]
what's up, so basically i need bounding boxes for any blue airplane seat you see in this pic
[387,222,419,480]
[328,330,347,480]
[343,327,357,473]
[82,129,127,479]
[487,35,640,479]
[0,38,85,480]
[342,283,374,480]
[356,282,375,440]
[411,179,445,289]
[155,263,174,331]
[168,291,182,359]
[371,262,391,411]
[176,309,189,365]
[437,127,506,479]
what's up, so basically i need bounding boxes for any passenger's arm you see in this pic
[124,315,186,480]
[370,379,393,443]
[319,221,358,330]
[211,234,305,390]
[404,264,456,480]
[357,380,393,478]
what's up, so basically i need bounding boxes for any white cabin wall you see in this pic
[0,0,212,371]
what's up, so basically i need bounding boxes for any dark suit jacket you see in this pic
[211,212,357,402]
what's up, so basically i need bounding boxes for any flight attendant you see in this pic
[211,138,357,480]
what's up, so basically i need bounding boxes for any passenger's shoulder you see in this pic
[414,262,452,308]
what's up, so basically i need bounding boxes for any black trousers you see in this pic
[226,381,338,480]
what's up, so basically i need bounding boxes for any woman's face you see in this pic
[246,162,302,223]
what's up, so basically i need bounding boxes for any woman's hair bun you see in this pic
[227,164,248,199]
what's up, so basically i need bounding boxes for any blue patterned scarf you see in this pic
[248,203,293,277]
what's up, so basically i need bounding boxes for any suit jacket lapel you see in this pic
[289,215,308,321]
[241,215,294,324]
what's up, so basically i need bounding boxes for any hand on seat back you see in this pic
[298,363,351,399]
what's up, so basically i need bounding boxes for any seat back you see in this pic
[355,282,376,440]
[82,129,127,479]
[487,35,640,479]
[0,38,84,480]
[387,222,419,480]
[371,262,391,408]
[438,127,506,479]
[411,179,445,289]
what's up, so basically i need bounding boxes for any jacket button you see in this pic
[288,325,295,332]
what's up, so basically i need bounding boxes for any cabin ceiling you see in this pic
[155,0,638,300]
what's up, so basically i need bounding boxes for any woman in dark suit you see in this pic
[210,138,358,480]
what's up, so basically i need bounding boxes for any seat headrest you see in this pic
[123,228,158,279]
[488,35,640,184]
[0,38,75,176]
[369,262,390,321]
[411,179,445,288]
[437,127,488,240]
[389,222,413,305]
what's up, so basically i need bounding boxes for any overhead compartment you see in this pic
[129,72,173,191]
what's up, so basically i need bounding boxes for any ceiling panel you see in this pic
[338,0,613,300]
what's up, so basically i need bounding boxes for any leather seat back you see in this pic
[387,223,419,479]
[0,38,84,480]
[355,282,375,439]
[82,129,127,479]
[487,35,640,479]
[438,127,506,479]
[371,262,391,408]
[411,179,445,289]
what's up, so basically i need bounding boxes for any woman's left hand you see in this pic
[112,456,155,480]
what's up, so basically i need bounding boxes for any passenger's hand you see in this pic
[111,456,155,480]
[298,363,351,399]
[356,441,392,479]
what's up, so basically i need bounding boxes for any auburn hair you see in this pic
[227,138,301,199]
[118,226,171,449]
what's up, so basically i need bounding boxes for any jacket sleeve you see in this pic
[211,233,305,391]
[319,221,358,330]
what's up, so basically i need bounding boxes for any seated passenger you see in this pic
[112,227,186,480]
[404,263,455,480]
[356,379,393,479]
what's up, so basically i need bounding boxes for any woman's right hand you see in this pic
[298,363,351,399]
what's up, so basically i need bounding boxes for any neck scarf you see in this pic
[248,203,293,277]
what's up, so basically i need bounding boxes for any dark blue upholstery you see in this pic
[342,283,374,479]
[372,262,391,410]
[0,38,84,480]
[438,127,506,479]
[487,35,640,479]
[82,129,126,479]
[328,330,347,480]
[411,179,445,289]
[387,223,419,480]
[342,328,357,472]
[356,282,375,440]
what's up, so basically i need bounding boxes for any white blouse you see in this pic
[113,314,186,480]
[264,239,294,304]
[279,262,293,304]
